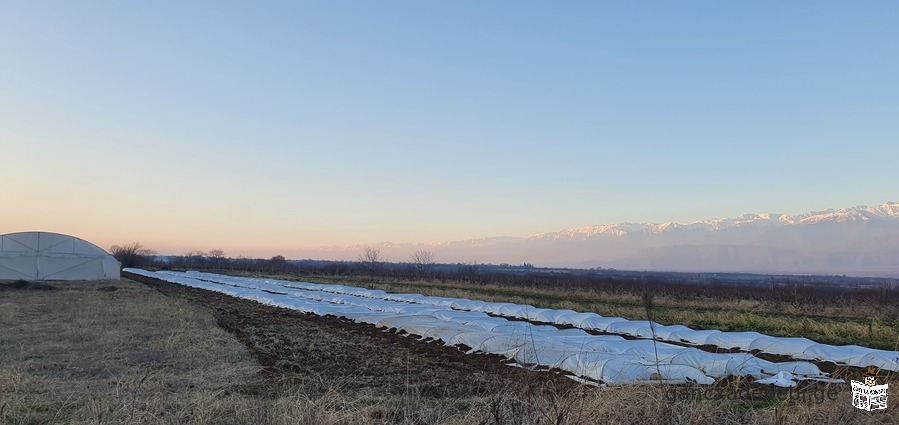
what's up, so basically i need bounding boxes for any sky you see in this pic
[2,1,898,258]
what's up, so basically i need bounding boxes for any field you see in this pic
[1,275,896,424]
[294,274,899,351]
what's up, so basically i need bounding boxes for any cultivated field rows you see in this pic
[174,270,898,371]
[171,270,898,372]
[127,269,866,386]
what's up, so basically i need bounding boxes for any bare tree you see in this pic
[461,261,479,283]
[357,245,386,273]
[269,255,286,274]
[109,242,156,268]
[184,251,208,270]
[236,255,252,272]
[209,248,226,269]
[411,250,436,275]
[200,251,208,270]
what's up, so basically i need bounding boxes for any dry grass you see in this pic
[0,279,486,424]
[0,279,588,424]
[0,279,265,424]
[2,277,897,424]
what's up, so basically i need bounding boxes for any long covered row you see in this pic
[127,269,838,386]
[174,270,897,372]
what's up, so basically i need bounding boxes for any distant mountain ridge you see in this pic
[300,202,899,277]
[527,202,899,241]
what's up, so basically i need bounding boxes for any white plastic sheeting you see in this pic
[126,269,854,386]
[0,232,120,281]
[152,270,899,372]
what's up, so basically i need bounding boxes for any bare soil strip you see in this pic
[131,273,576,397]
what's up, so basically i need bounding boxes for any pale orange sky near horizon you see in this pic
[5,198,897,260]
[3,2,898,260]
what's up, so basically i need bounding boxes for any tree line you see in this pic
[111,242,899,311]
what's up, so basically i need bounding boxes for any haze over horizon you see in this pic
[270,201,899,278]
[3,2,898,265]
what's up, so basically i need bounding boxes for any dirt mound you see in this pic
[0,280,57,291]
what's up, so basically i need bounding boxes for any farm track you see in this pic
[129,272,577,398]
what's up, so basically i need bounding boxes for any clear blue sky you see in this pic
[2,1,897,256]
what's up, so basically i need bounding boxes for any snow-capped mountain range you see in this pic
[301,202,899,276]
[528,202,899,240]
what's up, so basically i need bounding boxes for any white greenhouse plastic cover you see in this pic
[157,270,897,372]
[125,269,873,386]
[281,272,897,371]
[0,232,120,281]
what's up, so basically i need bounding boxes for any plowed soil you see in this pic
[127,272,575,400]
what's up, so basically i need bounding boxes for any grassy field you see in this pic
[1,275,896,424]
[0,279,269,424]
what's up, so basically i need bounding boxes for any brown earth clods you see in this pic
[126,272,576,401]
